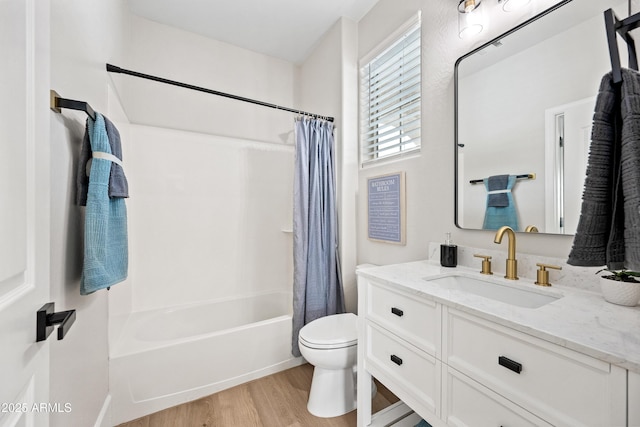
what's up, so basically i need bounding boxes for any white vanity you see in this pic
[356,260,640,427]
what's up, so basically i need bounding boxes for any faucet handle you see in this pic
[535,263,562,287]
[473,254,493,275]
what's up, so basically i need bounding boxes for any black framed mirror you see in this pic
[455,0,628,234]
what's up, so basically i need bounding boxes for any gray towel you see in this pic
[76,115,128,206]
[485,174,509,207]
[568,69,640,270]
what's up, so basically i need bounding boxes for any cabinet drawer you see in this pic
[444,308,626,427]
[443,366,552,427]
[366,322,440,416]
[367,280,440,356]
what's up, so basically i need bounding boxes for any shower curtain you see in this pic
[291,118,345,357]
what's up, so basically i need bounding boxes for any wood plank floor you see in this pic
[117,363,399,427]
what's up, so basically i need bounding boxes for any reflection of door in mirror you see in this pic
[544,98,593,235]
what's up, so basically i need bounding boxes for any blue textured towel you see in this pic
[414,419,432,427]
[483,175,519,231]
[76,115,129,206]
[81,113,128,295]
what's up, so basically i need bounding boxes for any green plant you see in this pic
[596,268,640,282]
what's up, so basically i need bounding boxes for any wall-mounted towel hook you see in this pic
[604,8,640,84]
[36,302,76,342]
[50,90,96,120]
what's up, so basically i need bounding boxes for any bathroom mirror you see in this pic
[455,0,628,234]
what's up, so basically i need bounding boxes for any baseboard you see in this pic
[94,394,111,427]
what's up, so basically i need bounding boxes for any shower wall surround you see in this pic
[105,14,305,315]
[125,125,294,311]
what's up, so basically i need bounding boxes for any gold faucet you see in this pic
[494,226,518,280]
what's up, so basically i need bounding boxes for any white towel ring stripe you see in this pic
[487,189,510,194]
[92,151,123,168]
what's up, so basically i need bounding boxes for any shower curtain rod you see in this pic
[106,64,334,122]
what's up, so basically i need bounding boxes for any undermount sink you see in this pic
[423,274,561,309]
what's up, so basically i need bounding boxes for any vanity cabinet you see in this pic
[357,276,629,427]
[630,371,640,426]
[358,279,443,427]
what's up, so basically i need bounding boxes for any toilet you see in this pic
[298,312,359,417]
[298,264,378,418]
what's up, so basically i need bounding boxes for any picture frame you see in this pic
[367,172,406,245]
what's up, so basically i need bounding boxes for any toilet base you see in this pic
[306,366,378,418]
[307,366,356,418]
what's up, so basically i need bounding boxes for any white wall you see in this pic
[116,14,297,145]
[357,0,581,269]
[49,1,130,426]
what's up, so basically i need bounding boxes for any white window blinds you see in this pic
[360,24,421,165]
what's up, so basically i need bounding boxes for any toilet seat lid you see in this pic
[299,313,357,349]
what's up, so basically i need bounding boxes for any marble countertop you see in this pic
[357,260,640,373]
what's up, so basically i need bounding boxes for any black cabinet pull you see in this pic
[390,354,403,366]
[391,307,404,317]
[498,356,522,374]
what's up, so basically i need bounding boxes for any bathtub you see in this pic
[109,291,303,425]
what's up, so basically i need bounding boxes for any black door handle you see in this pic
[391,307,404,317]
[36,302,76,342]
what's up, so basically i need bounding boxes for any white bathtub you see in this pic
[109,291,303,425]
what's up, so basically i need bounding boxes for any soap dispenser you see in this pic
[440,232,457,268]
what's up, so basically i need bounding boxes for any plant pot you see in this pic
[600,276,640,306]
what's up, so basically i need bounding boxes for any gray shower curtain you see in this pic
[291,118,345,357]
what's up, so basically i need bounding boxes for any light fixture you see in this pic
[461,0,480,13]
[458,0,484,39]
[499,0,532,12]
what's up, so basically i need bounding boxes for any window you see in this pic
[360,22,421,165]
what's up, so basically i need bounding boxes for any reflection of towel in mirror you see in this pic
[483,175,518,230]
[486,174,509,207]
[568,69,640,270]
[81,113,128,295]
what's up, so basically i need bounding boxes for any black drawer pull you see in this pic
[391,307,404,317]
[498,356,522,374]
[390,354,403,366]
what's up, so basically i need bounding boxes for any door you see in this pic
[544,97,593,234]
[0,0,51,426]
